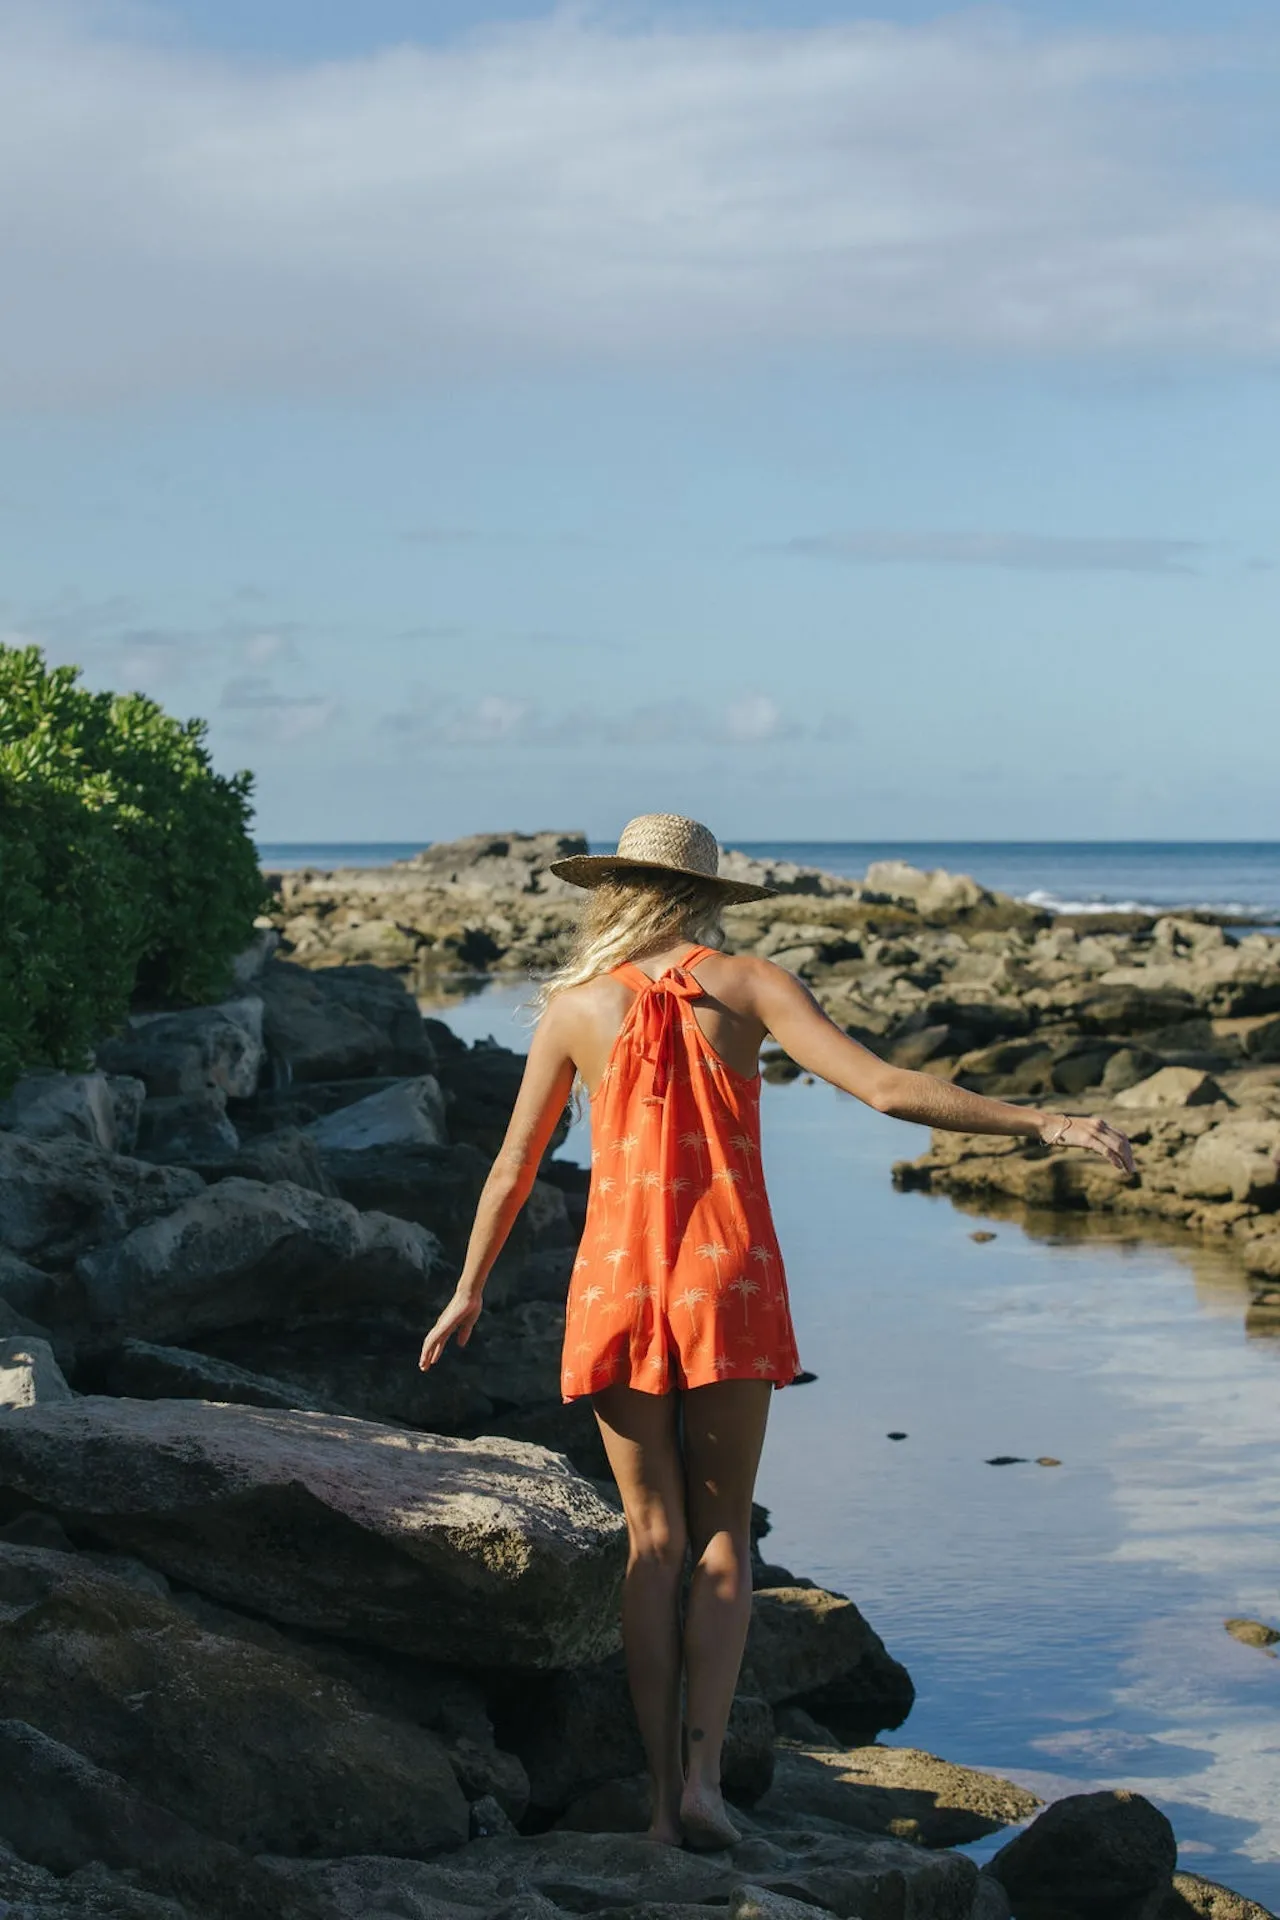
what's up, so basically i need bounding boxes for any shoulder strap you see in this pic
[609,961,654,991]
[679,945,715,971]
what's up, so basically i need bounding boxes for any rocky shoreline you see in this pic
[0,834,1273,1918]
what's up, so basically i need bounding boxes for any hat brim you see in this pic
[547,854,775,905]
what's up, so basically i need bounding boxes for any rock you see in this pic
[74,1177,444,1346]
[556,1772,650,1833]
[755,1741,1041,1849]
[973,1874,1015,1920]
[0,1542,468,1857]
[1180,1122,1280,1207]
[863,861,995,918]
[97,999,265,1101]
[0,1336,72,1408]
[305,1075,447,1152]
[469,1792,520,1839]
[198,1125,338,1196]
[271,1824,978,1919]
[1102,1047,1164,1094]
[988,1788,1177,1920]
[0,1398,625,1668]
[1224,1616,1279,1650]
[724,1691,778,1804]
[1075,986,1201,1036]
[1113,1067,1226,1111]
[0,1070,145,1155]
[259,961,434,1082]
[191,1316,492,1432]
[400,828,586,895]
[135,1091,240,1165]
[92,1338,334,1412]
[1158,1871,1277,1918]
[729,1885,834,1919]
[745,1587,915,1740]
[229,925,280,987]
[0,1719,323,1920]
[0,1134,203,1268]
[494,1656,642,1812]
[0,1846,191,1917]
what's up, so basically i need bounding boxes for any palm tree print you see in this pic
[752,1356,774,1376]
[679,1130,709,1179]
[749,1244,776,1278]
[730,1133,758,1163]
[673,1286,709,1322]
[630,1169,662,1193]
[712,1166,743,1191]
[611,1134,640,1176]
[695,1242,729,1285]
[729,1274,760,1328]
[603,1247,630,1294]
[626,1282,655,1308]
[580,1284,604,1329]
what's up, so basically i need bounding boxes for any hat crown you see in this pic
[614,813,719,879]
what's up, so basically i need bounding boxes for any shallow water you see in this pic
[427,982,1280,1904]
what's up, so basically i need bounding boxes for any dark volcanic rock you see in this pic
[259,961,434,1082]
[0,1543,468,1857]
[73,1177,445,1347]
[989,1788,1177,1920]
[0,1719,325,1920]
[0,1397,625,1668]
[746,1586,916,1741]
[0,1134,203,1268]
[90,1338,335,1412]
[96,1000,265,1101]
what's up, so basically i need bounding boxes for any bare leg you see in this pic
[679,1379,772,1849]
[593,1383,688,1845]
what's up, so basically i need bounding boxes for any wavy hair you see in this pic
[535,871,726,1011]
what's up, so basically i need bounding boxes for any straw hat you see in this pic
[549,813,776,904]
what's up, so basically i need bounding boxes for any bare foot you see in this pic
[645,1817,684,1848]
[680,1782,740,1851]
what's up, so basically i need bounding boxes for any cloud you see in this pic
[378,689,844,749]
[771,531,1205,574]
[220,672,336,742]
[2,4,1279,408]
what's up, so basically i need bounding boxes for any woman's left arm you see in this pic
[419,1000,578,1371]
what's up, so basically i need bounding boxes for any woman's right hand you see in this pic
[418,1285,483,1372]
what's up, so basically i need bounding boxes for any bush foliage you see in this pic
[0,644,267,1090]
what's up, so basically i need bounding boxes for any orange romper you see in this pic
[561,945,802,1401]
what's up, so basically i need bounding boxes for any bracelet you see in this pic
[1042,1112,1072,1147]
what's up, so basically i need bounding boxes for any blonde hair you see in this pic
[535,873,726,1010]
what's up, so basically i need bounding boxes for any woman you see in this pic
[419,813,1133,1850]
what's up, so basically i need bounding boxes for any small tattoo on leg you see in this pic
[690,1727,705,1740]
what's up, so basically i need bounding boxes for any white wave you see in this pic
[1022,888,1272,919]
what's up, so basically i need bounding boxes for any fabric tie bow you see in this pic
[631,967,705,1103]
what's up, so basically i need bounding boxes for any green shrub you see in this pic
[0,644,267,1090]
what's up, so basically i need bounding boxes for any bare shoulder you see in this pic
[694,949,799,1013]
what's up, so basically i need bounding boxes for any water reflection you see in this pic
[422,981,1280,1904]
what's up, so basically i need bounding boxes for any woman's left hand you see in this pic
[419,1286,483,1371]
[1040,1111,1135,1173]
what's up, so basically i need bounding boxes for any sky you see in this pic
[1,0,1278,844]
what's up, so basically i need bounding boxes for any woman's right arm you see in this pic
[749,959,1133,1172]
[418,998,578,1371]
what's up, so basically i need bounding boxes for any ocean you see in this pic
[257,840,1280,923]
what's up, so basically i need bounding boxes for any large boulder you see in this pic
[0,1845,189,1919]
[0,1134,202,1268]
[745,1586,915,1740]
[0,1337,72,1409]
[0,1071,145,1155]
[399,829,586,896]
[96,999,265,1100]
[0,1720,324,1920]
[259,961,434,1082]
[74,1178,444,1347]
[0,1543,468,1857]
[989,1788,1177,1920]
[305,1075,447,1152]
[0,1398,625,1668]
[1179,1121,1280,1208]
